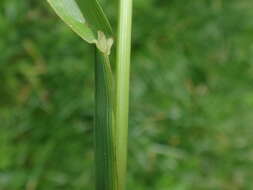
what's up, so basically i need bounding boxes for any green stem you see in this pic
[94,48,118,190]
[115,0,133,189]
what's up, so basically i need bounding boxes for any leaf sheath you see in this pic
[94,48,118,190]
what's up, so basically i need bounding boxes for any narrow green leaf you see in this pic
[47,1,118,190]
[47,0,95,43]
[77,0,113,37]
[47,0,113,44]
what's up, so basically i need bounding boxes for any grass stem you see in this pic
[115,0,133,189]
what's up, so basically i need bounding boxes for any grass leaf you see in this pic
[47,1,118,190]
[47,0,112,44]
[77,0,113,37]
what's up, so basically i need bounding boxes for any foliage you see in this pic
[1,0,253,189]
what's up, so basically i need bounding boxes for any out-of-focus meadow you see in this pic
[1,0,253,189]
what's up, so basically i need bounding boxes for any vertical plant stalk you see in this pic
[47,0,133,189]
[115,0,133,189]
[95,48,118,190]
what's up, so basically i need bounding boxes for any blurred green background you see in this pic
[1,0,253,189]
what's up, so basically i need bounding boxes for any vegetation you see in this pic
[1,0,253,190]
[45,0,132,189]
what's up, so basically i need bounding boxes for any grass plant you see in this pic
[47,0,132,189]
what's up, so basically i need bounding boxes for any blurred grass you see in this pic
[1,0,253,189]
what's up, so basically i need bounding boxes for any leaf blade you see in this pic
[47,0,113,43]
[47,0,96,43]
[77,0,113,37]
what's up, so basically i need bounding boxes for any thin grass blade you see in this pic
[47,0,96,43]
[77,0,113,37]
[47,0,113,43]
